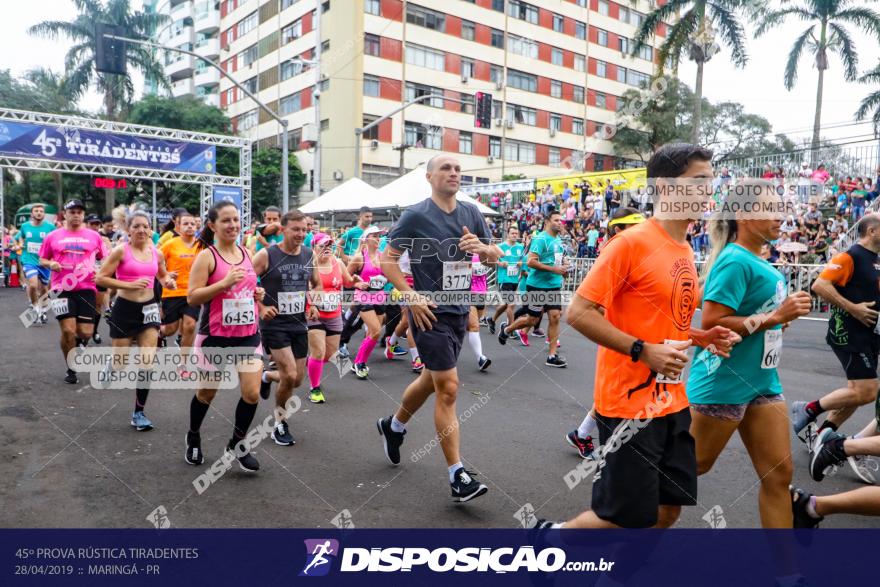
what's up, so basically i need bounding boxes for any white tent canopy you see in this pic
[374,166,501,216]
[299,177,381,214]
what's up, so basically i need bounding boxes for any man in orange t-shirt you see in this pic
[532,143,738,530]
[159,212,200,352]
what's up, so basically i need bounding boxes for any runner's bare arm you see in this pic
[380,246,409,294]
[812,277,873,321]
[156,250,176,289]
[338,258,364,289]
[187,249,229,306]
[700,296,811,339]
[526,251,564,275]
[251,248,269,277]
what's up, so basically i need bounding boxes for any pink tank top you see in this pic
[116,243,158,283]
[471,253,488,293]
[355,248,387,305]
[199,245,258,338]
[311,260,344,319]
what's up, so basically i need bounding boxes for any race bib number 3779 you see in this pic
[442,262,472,291]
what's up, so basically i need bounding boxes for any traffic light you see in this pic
[95,23,127,76]
[474,92,493,128]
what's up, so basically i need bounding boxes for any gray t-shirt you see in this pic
[388,197,491,315]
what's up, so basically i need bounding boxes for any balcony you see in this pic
[194,67,220,88]
[166,55,194,80]
[193,5,220,34]
[166,25,194,49]
[170,78,194,97]
[169,1,192,21]
[194,37,220,60]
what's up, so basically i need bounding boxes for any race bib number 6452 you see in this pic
[222,298,255,326]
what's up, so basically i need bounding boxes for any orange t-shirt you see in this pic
[576,219,699,419]
[159,236,199,299]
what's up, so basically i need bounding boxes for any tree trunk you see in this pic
[53,172,63,211]
[692,60,705,144]
[811,65,825,166]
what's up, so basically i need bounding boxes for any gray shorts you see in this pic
[691,394,785,422]
[308,314,343,336]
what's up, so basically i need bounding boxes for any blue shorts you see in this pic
[23,264,50,285]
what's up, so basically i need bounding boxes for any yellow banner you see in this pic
[536,168,647,194]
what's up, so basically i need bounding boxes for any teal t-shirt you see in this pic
[342,226,365,256]
[687,243,787,404]
[525,231,564,289]
[304,232,313,248]
[256,233,284,252]
[498,241,525,284]
[18,221,54,266]
[587,229,599,247]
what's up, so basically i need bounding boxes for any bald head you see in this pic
[857,213,880,238]
[425,155,461,198]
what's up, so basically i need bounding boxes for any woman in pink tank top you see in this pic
[97,211,177,432]
[183,201,267,473]
[345,226,388,380]
[467,253,492,373]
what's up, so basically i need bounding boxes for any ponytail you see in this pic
[701,216,736,283]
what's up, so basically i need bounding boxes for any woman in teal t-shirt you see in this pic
[687,180,812,528]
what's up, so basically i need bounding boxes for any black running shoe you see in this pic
[176,334,182,347]
[532,328,546,337]
[497,321,509,345]
[451,468,488,503]
[810,428,847,482]
[565,430,595,459]
[259,374,272,400]
[157,336,167,348]
[478,356,492,372]
[271,420,296,446]
[226,444,260,472]
[545,355,567,368]
[790,485,822,528]
[528,518,557,530]
[487,317,496,334]
[92,332,102,344]
[377,416,405,466]
[185,432,203,466]
[64,369,78,385]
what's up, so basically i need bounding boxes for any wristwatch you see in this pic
[630,339,645,363]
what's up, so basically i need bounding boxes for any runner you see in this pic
[17,203,53,324]
[792,214,880,449]
[338,207,373,264]
[303,216,316,248]
[810,411,880,484]
[686,180,811,528]
[96,211,177,431]
[388,249,423,372]
[157,208,190,247]
[531,143,735,529]
[377,154,501,502]
[467,253,492,371]
[158,212,200,366]
[497,211,568,368]
[790,485,880,527]
[39,199,108,384]
[253,210,312,446]
[306,232,367,403]
[184,200,266,472]
[248,206,283,255]
[487,225,523,335]
[347,226,388,380]
[87,214,110,344]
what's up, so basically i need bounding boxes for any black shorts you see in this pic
[97,285,107,293]
[161,297,200,325]
[195,332,263,368]
[410,311,467,372]
[262,328,309,359]
[832,346,879,380]
[359,304,386,316]
[592,406,697,528]
[108,297,161,339]
[520,285,562,317]
[52,290,97,323]
[498,282,519,304]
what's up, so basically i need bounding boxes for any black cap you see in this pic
[86,214,102,223]
[64,199,85,210]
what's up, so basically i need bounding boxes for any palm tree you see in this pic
[855,63,880,129]
[22,68,79,115]
[633,0,750,144]
[29,0,168,119]
[755,0,880,160]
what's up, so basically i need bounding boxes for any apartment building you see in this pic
[219,0,669,200]
[146,0,223,107]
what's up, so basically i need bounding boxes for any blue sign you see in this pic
[212,186,242,212]
[0,120,216,174]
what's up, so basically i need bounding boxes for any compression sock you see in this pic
[805,400,826,418]
[355,337,378,365]
[230,398,258,448]
[135,387,150,412]
[467,331,483,361]
[307,357,325,389]
[189,395,210,433]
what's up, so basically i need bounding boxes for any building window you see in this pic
[507,103,537,126]
[553,14,564,33]
[638,44,653,61]
[281,20,302,44]
[365,0,380,16]
[281,0,300,9]
[490,28,504,48]
[619,6,630,24]
[627,69,650,88]
[406,44,445,71]
[461,58,475,79]
[280,60,297,80]
[550,114,561,131]
[508,34,538,59]
[240,44,259,67]
[598,0,609,16]
[619,36,629,54]
[459,132,473,154]
[594,153,605,170]
[550,80,562,98]
[405,82,444,107]
[459,93,474,114]
[504,140,536,164]
[551,48,564,66]
[596,60,606,77]
[576,22,586,40]
[364,33,380,56]
[238,109,258,131]
[242,76,258,94]
[573,85,584,103]
[617,66,627,83]
[362,116,379,140]
[405,121,442,149]
[490,65,503,84]
[406,4,445,32]
[595,92,606,109]
[462,20,475,41]
[491,0,504,11]
[489,136,501,158]
[237,11,258,37]
[507,69,537,92]
[549,148,561,166]
[492,99,502,119]
[574,54,586,72]
[290,127,302,149]
[364,74,380,97]
[508,0,539,24]
[598,30,608,47]
[280,92,301,115]
[225,88,235,104]
[572,118,584,135]
[320,119,329,131]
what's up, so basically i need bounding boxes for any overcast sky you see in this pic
[1,1,878,147]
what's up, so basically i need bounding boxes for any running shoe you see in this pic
[64,369,78,385]
[528,518,557,530]
[450,468,488,503]
[384,337,395,360]
[532,328,546,337]
[478,356,492,372]
[565,430,595,460]
[411,356,424,372]
[790,400,814,439]
[804,422,819,454]
[479,316,489,328]
[271,420,296,446]
[377,416,405,465]
[226,444,260,472]
[92,332,102,344]
[175,334,182,347]
[847,453,878,484]
[185,432,203,466]
[310,387,326,404]
[545,355,567,368]
[810,428,847,481]
[391,344,407,356]
[158,336,167,348]
[518,330,530,346]
[353,362,369,379]
[259,373,272,400]
[130,411,153,432]
[497,321,509,345]
[40,312,47,324]
[486,317,496,334]
[789,485,822,528]
[337,344,350,360]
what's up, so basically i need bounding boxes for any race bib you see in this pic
[142,303,160,324]
[27,242,40,255]
[506,264,519,278]
[442,261,472,291]
[222,298,255,326]
[655,339,686,384]
[473,263,489,277]
[874,319,880,336]
[278,291,306,315]
[51,297,69,316]
[762,330,782,369]
[554,252,564,266]
[369,275,388,290]
[315,292,341,312]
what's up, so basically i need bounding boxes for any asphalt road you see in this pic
[1,286,878,529]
